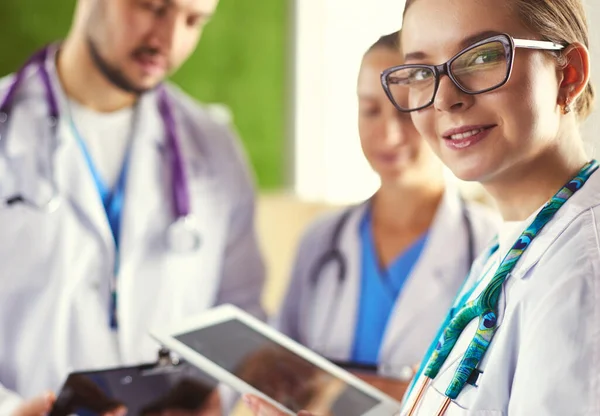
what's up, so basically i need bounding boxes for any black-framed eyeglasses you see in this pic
[381,33,565,113]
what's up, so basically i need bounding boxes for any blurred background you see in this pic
[1,0,599,315]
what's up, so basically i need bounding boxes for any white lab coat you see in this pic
[0,48,265,412]
[399,169,600,415]
[276,186,500,380]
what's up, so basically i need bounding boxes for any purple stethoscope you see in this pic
[0,47,201,252]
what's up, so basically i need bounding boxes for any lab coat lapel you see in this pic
[309,204,367,361]
[14,59,115,265]
[38,46,116,259]
[116,91,170,362]
[2,97,59,207]
[53,119,116,255]
[3,52,115,256]
[118,91,166,269]
[117,89,226,363]
[507,168,600,280]
[378,189,469,366]
[118,89,224,275]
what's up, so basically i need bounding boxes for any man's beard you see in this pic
[86,36,151,95]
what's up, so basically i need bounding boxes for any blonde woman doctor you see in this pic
[275,32,499,398]
[247,0,600,414]
[0,0,264,415]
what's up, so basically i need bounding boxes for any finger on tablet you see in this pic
[242,394,302,416]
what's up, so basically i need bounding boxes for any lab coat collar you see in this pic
[117,88,165,252]
[140,83,217,182]
[0,44,115,255]
[420,181,472,274]
[510,168,600,280]
[3,43,166,154]
[44,44,118,262]
[2,66,51,158]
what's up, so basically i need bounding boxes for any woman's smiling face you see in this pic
[400,0,565,183]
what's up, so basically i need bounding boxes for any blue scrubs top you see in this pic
[351,207,429,364]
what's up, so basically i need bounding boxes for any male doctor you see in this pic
[0,0,265,414]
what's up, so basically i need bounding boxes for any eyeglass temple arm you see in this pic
[513,38,564,51]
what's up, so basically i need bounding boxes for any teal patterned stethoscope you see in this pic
[405,159,599,416]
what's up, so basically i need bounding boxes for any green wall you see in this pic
[0,0,288,189]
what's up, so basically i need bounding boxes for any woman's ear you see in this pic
[557,42,590,112]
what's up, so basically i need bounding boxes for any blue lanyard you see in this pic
[71,120,131,329]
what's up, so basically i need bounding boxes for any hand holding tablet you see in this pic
[243,394,315,416]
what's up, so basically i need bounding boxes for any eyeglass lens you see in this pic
[385,40,509,111]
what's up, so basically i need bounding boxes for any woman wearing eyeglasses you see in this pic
[244,0,599,414]
[274,32,499,399]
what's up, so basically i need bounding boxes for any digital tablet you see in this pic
[49,360,220,416]
[150,304,402,416]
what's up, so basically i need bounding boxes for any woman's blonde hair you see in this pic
[403,0,594,119]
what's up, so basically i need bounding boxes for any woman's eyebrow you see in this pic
[403,30,503,62]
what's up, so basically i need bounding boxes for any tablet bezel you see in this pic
[150,304,402,416]
[49,360,219,416]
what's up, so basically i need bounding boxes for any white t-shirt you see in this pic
[473,210,540,297]
[497,220,527,258]
[67,99,135,189]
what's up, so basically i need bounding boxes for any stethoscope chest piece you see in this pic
[166,215,202,253]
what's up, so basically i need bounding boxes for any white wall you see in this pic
[292,0,407,204]
[292,1,600,204]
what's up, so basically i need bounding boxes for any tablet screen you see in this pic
[174,318,381,415]
[49,361,219,416]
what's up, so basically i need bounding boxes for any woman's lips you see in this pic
[442,125,496,150]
